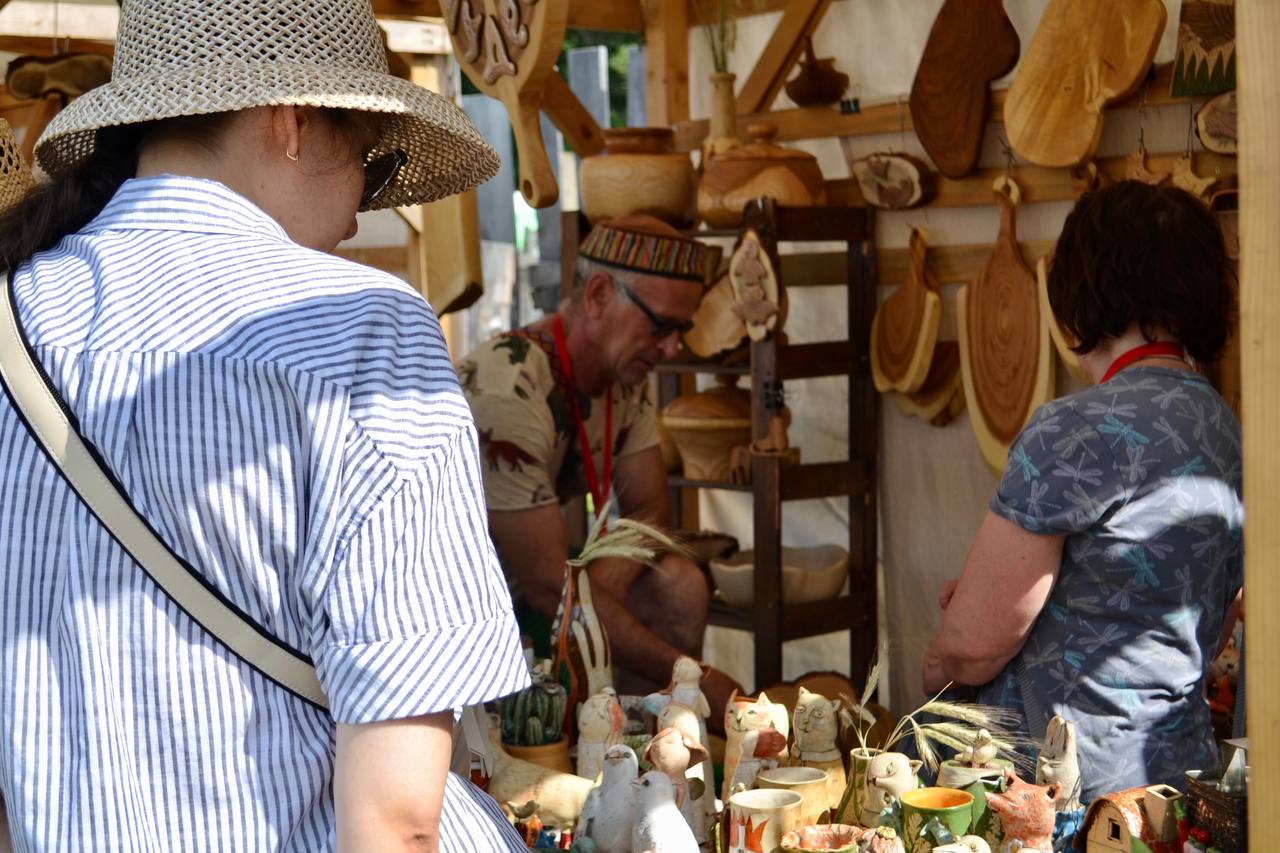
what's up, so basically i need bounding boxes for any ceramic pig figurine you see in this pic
[861,752,922,828]
[576,688,624,780]
[984,769,1060,853]
[1035,716,1082,812]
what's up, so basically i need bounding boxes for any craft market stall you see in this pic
[0,0,1273,851]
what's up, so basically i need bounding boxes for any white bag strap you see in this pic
[0,273,328,711]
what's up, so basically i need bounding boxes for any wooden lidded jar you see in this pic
[698,122,827,228]
[579,127,696,228]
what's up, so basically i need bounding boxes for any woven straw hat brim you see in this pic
[35,62,500,210]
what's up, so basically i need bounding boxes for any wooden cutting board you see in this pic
[442,0,568,207]
[909,0,1020,179]
[1005,0,1166,167]
[871,227,941,394]
[896,340,966,427]
[959,179,1054,472]
[1037,255,1089,384]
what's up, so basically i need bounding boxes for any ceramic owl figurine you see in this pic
[631,770,700,853]
[578,744,638,853]
[791,686,856,811]
[721,691,789,803]
[645,726,711,844]
[576,688,624,780]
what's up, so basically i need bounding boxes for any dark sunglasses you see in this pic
[616,280,695,339]
[360,148,408,208]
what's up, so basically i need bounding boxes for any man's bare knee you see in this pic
[645,554,709,618]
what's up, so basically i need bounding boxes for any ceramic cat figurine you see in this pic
[645,727,711,844]
[791,686,855,811]
[576,688,624,780]
[577,744,638,853]
[1035,715,1082,812]
[721,691,789,803]
[985,769,1060,853]
[861,751,922,828]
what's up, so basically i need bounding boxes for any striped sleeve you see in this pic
[314,423,530,723]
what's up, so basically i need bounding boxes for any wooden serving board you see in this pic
[895,340,966,428]
[1005,0,1166,167]
[442,0,568,207]
[1036,255,1089,384]
[871,227,941,394]
[959,179,1054,473]
[909,0,1020,179]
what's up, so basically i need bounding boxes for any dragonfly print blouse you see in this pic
[978,367,1244,802]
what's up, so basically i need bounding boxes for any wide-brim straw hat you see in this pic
[0,118,33,211]
[34,0,498,210]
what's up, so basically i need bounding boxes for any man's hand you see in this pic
[700,666,745,738]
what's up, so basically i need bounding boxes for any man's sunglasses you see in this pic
[361,148,408,208]
[616,280,695,339]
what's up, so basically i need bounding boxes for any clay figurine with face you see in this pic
[644,726,711,843]
[792,686,858,810]
[578,744,638,853]
[721,691,789,803]
[861,752,922,828]
[576,688,624,780]
[985,769,1060,852]
[1034,715,1081,812]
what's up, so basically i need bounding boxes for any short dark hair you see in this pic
[1046,181,1236,364]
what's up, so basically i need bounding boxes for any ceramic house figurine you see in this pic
[984,769,1060,853]
[1078,785,1183,853]
[577,744,639,853]
[722,691,790,803]
[791,686,857,811]
[631,770,700,853]
[1035,715,1082,812]
[860,752,922,828]
[576,688,624,780]
[645,726,711,844]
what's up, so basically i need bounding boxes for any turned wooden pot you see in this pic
[698,122,826,228]
[579,127,696,227]
[660,375,752,481]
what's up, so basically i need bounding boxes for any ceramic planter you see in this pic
[505,735,574,775]
[579,127,696,228]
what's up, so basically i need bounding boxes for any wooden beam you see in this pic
[370,0,644,31]
[1239,0,1278,845]
[0,35,113,57]
[780,240,1059,288]
[542,73,605,157]
[674,62,1185,152]
[825,150,1237,209]
[644,0,689,126]
[734,0,832,114]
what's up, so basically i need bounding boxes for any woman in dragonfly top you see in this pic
[0,1,528,851]
[922,181,1243,802]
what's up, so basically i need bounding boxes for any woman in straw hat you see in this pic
[0,2,530,851]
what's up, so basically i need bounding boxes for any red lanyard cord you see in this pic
[551,314,612,516]
[1100,341,1187,384]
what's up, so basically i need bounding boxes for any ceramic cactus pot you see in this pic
[579,127,696,228]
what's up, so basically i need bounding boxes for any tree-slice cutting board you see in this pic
[1005,0,1166,168]
[909,0,1020,179]
[959,179,1055,473]
[871,227,941,394]
[896,340,966,428]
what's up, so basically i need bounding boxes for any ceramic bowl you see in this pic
[710,545,848,608]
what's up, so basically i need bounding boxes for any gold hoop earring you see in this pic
[285,148,299,162]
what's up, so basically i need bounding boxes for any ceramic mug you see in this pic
[756,766,830,826]
[898,787,974,853]
[727,788,803,853]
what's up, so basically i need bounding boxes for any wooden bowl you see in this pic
[710,545,849,608]
[660,377,752,481]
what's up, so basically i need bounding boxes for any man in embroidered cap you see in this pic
[459,215,743,728]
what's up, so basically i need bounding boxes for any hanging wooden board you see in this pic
[959,178,1055,473]
[847,152,937,209]
[909,0,1020,179]
[1036,255,1089,384]
[442,0,568,207]
[1171,0,1236,97]
[895,340,966,428]
[1005,0,1166,168]
[1196,90,1238,154]
[871,227,941,394]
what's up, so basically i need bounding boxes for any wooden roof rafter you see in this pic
[370,0,645,32]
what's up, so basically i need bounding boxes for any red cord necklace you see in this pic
[1100,341,1187,384]
[552,314,612,517]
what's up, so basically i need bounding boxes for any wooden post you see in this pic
[643,0,689,127]
[1239,1,1278,847]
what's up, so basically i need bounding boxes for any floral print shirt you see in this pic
[979,367,1244,802]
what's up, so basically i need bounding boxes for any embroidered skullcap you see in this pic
[579,214,721,286]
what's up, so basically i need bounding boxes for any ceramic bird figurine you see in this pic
[644,727,711,843]
[576,688,624,780]
[578,744,638,853]
[956,728,998,768]
[646,657,716,820]
[631,771,699,853]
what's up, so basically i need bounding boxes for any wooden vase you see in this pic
[705,71,742,158]
[579,127,696,227]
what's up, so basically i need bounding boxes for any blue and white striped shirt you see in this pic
[0,176,529,851]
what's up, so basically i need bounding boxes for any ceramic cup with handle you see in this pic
[727,788,803,853]
[756,766,830,827]
[898,787,974,853]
